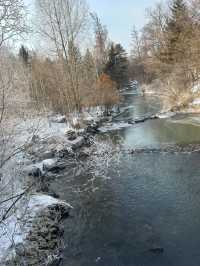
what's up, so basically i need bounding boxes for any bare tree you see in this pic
[131,26,142,60]
[0,0,27,48]
[36,0,89,112]
[91,12,109,75]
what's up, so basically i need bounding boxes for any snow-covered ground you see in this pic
[0,108,105,263]
[191,82,200,94]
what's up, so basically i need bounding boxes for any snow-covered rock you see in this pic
[23,165,42,177]
[66,130,77,141]
[42,158,58,171]
[50,115,66,123]
[157,111,175,119]
[39,150,55,160]
[68,136,85,150]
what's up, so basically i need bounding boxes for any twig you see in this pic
[0,185,32,224]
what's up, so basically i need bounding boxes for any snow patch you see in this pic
[191,98,200,105]
[157,112,175,119]
[191,83,200,93]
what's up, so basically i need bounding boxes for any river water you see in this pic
[56,89,200,266]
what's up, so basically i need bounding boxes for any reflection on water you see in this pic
[58,91,200,266]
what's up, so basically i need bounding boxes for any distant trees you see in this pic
[130,0,200,109]
[130,26,147,83]
[104,43,129,89]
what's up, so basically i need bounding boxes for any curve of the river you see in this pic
[55,89,200,266]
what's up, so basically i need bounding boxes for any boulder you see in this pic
[24,165,42,177]
[42,159,66,172]
[66,130,77,141]
[42,159,58,172]
[39,150,55,160]
[86,122,99,134]
[70,136,85,150]
[50,115,66,123]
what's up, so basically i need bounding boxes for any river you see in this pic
[54,89,200,266]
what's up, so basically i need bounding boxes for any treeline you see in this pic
[15,0,129,116]
[130,0,200,109]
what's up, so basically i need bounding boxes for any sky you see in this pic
[87,0,158,51]
[25,0,158,52]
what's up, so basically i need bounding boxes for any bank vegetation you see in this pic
[130,0,200,112]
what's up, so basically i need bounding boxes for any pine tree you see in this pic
[163,0,189,64]
[104,43,129,89]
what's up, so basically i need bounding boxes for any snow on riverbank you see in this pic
[0,107,106,263]
[157,111,176,119]
[0,194,72,263]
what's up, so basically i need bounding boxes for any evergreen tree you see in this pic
[104,43,129,88]
[19,45,29,65]
[163,0,189,63]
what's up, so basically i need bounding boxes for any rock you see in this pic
[77,151,89,159]
[15,243,26,257]
[31,135,40,143]
[48,191,60,199]
[43,159,66,173]
[42,159,58,171]
[86,123,99,134]
[50,115,66,123]
[70,136,85,150]
[39,151,55,160]
[66,130,77,141]
[24,165,42,177]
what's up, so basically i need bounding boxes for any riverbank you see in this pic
[3,93,200,265]
[58,91,200,266]
[141,80,200,115]
[0,110,110,265]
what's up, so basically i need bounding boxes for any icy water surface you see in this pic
[56,89,200,266]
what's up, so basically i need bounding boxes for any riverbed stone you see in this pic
[39,150,55,160]
[70,136,85,150]
[50,115,66,123]
[66,130,77,141]
[42,159,58,171]
[24,165,42,177]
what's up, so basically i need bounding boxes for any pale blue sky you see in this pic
[87,0,158,50]
[25,0,158,51]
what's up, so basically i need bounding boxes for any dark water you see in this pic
[57,90,200,266]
